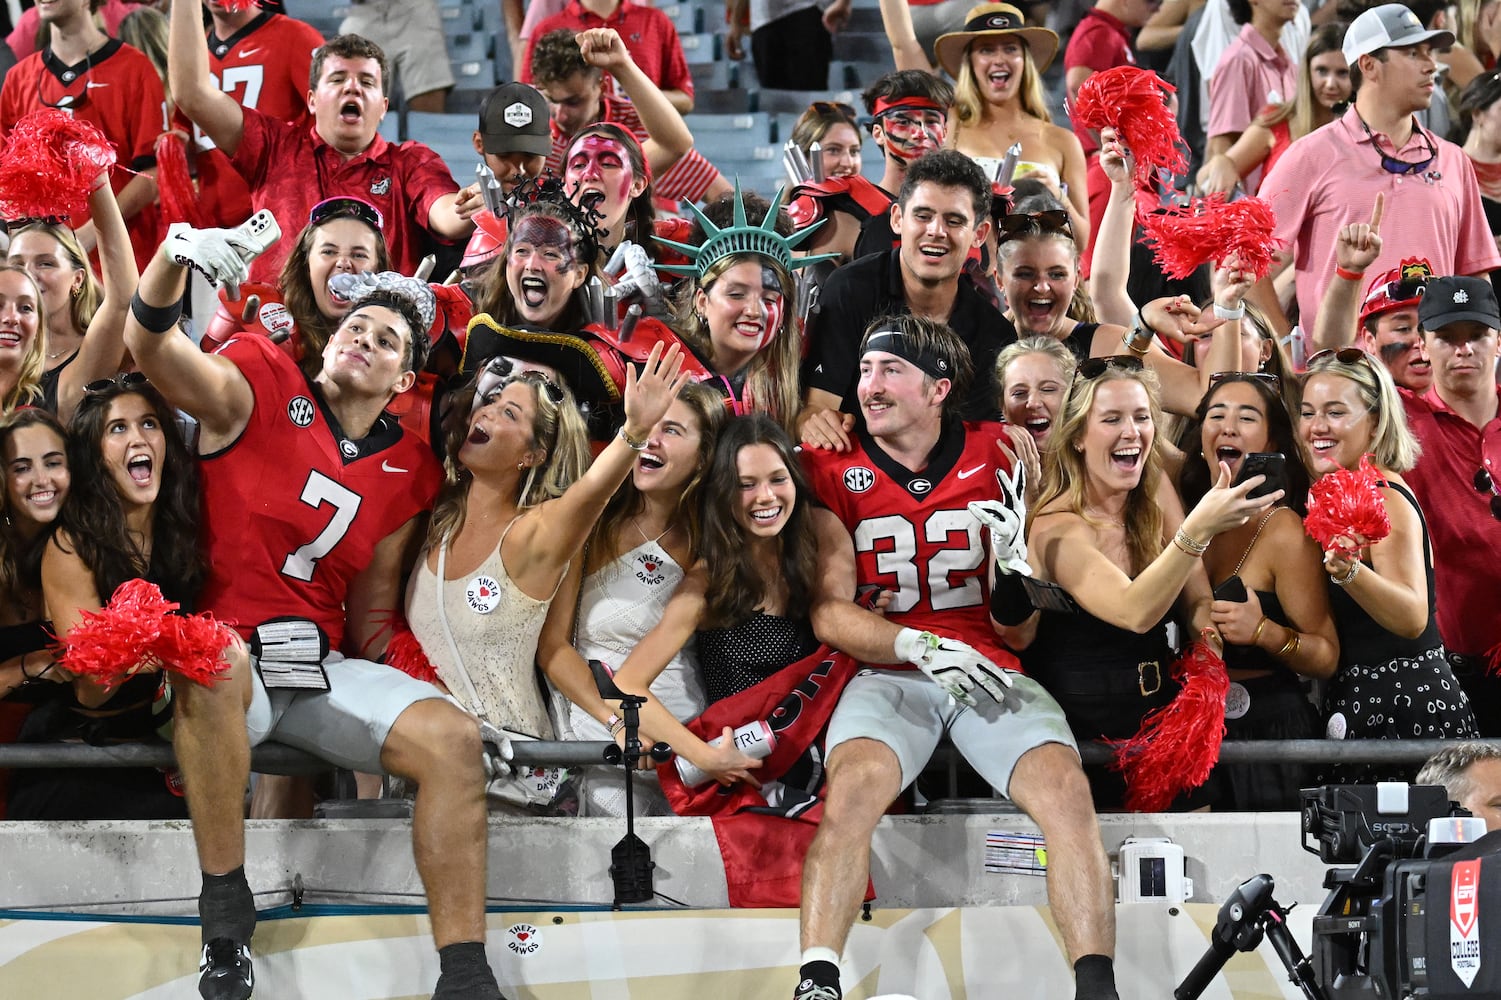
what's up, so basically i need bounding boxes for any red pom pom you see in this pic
[1072,66,1186,187]
[55,579,235,690]
[154,132,206,228]
[1304,455,1392,552]
[0,108,116,222]
[1138,194,1283,281]
[1110,641,1228,812]
[384,626,440,685]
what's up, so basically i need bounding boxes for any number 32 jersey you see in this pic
[198,336,441,647]
[803,420,1021,673]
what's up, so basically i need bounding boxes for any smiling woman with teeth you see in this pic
[1297,349,1478,777]
[1014,361,1279,807]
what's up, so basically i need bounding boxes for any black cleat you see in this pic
[793,977,842,1000]
[198,937,254,999]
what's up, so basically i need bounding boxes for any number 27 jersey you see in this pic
[198,337,441,647]
[803,420,1021,673]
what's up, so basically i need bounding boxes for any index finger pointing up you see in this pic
[1369,192,1384,233]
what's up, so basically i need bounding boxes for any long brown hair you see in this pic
[1035,366,1166,575]
[278,213,391,376]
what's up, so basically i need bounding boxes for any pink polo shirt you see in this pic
[1260,106,1501,330]
[1401,385,1501,660]
[1207,22,1295,192]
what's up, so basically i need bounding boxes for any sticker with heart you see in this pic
[466,574,502,614]
[505,922,543,955]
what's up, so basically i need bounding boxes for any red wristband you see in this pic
[1334,265,1365,282]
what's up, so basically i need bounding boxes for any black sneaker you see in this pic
[198,937,254,1000]
[793,977,842,1000]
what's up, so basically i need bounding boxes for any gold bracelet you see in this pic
[1172,526,1208,557]
[1275,630,1300,659]
[1251,617,1270,645]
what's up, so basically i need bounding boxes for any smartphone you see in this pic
[1212,574,1248,603]
[1234,452,1286,500]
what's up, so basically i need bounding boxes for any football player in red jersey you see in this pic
[185,0,326,229]
[123,217,503,1000]
[794,314,1121,1000]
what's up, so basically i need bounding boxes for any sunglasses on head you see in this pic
[513,369,566,405]
[998,210,1072,242]
[1306,347,1374,368]
[1076,355,1144,380]
[308,196,384,232]
[1474,467,1501,521]
[1364,277,1428,308]
[1209,371,1282,391]
[84,372,149,395]
[811,100,857,121]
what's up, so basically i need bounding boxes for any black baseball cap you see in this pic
[479,83,551,157]
[1418,275,1501,331]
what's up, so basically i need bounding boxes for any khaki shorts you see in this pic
[340,0,456,98]
[825,668,1077,798]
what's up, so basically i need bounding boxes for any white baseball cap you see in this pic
[1343,4,1454,64]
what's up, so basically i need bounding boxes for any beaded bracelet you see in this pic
[1172,527,1209,557]
[1332,561,1360,587]
[618,427,648,451]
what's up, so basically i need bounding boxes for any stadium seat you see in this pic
[406,111,481,181]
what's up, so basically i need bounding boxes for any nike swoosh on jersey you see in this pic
[956,464,986,479]
[84,81,110,89]
[382,460,409,473]
[238,47,262,58]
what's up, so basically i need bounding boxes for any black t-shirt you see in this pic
[801,249,1014,422]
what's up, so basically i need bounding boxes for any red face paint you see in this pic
[756,266,784,351]
[878,109,947,163]
[565,135,636,211]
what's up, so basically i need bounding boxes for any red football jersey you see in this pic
[198,336,442,648]
[182,12,324,227]
[804,420,1020,672]
[0,39,166,271]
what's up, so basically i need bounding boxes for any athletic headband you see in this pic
[864,328,953,380]
[872,95,946,118]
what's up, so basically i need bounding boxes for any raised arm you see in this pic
[1195,123,1275,196]
[577,29,693,173]
[168,0,246,156]
[123,233,256,450]
[877,0,933,72]
[1086,127,1141,328]
[1311,194,1383,353]
[55,179,137,421]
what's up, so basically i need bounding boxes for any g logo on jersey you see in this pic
[909,478,932,495]
[843,467,875,493]
[339,439,359,460]
[287,396,316,427]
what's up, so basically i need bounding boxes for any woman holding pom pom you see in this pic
[1012,360,1278,808]
[1299,349,1477,773]
[15,376,212,818]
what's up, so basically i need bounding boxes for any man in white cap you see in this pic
[1247,3,1499,344]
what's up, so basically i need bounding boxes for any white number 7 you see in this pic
[281,471,362,582]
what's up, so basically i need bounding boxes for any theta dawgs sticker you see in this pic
[1451,859,1481,987]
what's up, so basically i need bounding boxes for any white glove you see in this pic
[894,627,1013,706]
[477,719,515,780]
[166,223,251,299]
[968,499,1031,578]
[603,240,662,303]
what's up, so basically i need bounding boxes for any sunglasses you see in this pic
[811,100,857,121]
[309,196,384,232]
[1363,277,1427,308]
[998,210,1072,242]
[1077,355,1144,380]
[1306,347,1374,368]
[1209,371,1282,391]
[1474,467,1501,521]
[84,372,149,395]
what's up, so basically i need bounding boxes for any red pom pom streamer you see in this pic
[1138,194,1282,281]
[0,108,116,222]
[55,579,236,690]
[1071,66,1186,187]
[154,132,206,228]
[384,625,440,685]
[1110,641,1228,812]
[1304,454,1391,553]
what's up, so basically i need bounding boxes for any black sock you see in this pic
[434,941,503,1000]
[1074,954,1119,1000]
[198,867,255,946]
[797,960,841,996]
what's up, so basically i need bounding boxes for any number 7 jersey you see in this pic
[198,336,442,647]
[803,420,1021,673]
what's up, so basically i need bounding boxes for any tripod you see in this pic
[1176,873,1326,1000]
[591,660,671,907]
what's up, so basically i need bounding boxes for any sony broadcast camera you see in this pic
[1177,783,1501,1000]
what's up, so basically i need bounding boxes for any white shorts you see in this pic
[340,0,456,98]
[825,668,1077,798]
[245,652,447,773]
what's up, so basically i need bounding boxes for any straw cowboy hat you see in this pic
[933,3,1060,79]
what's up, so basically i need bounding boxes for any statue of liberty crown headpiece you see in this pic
[654,181,838,281]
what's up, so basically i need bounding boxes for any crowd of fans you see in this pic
[0,0,1497,998]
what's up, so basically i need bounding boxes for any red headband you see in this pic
[872,95,946,117]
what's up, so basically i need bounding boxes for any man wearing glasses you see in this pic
[1249,4,1500,343]
[1408,277,1501,735]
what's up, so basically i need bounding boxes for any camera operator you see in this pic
[1417,742,1501,830]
